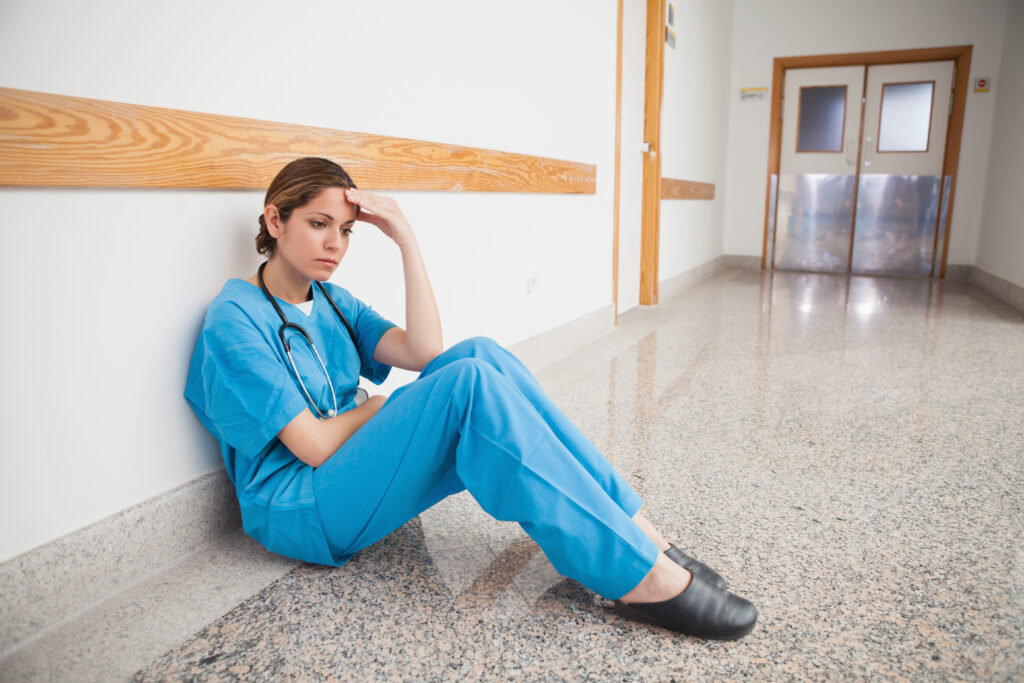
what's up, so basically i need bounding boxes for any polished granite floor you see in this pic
[8,269,1024,680]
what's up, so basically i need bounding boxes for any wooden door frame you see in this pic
[639,0,666,305]
[761,45,972,277]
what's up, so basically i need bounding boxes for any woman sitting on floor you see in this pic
[184,156,757,640]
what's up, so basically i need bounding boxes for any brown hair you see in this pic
[256,157,358,256]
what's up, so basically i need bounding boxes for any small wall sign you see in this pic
[665,3,676,48]
[974,77,990,93]
[740,87,768,101]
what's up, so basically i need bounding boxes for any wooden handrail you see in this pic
[661,178,715,200]
[0,86,595,193]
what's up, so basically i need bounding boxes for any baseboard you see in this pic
[943,264,969,280]
[508,304,615,376]
[0,469,241,655]
[968,266,1024,313]
[721,254,762,270]
[659,256,726,302]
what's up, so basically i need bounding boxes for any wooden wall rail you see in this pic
[0,87,595,193]
[661,178,715,200]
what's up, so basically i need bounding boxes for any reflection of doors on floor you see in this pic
[771,60,954,277]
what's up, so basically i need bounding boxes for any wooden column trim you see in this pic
[0,86,595,193]
[661,178,715,199]
[939,46,972,277]
[762,59,784,270]
[640,0,665,305]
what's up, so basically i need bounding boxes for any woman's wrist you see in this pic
[396,235,420,250]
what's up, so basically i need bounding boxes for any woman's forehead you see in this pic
[301,187,357,219]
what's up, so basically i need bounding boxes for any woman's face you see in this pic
[267,186,357,281]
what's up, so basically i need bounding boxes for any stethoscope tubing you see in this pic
[257,261,361,420]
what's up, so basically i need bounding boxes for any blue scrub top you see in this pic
[184,278,397,565]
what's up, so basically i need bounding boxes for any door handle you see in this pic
[846,139,856,166]
[863,136,873,168]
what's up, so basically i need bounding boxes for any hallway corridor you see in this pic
[5,268,1022,680]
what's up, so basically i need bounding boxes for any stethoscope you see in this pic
[257,261,365,420]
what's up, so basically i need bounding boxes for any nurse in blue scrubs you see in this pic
[185,157,757,640]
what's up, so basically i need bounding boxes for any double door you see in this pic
[769,61,955,277]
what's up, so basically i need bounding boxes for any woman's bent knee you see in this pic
[432,356,495,384]
[446,336,503,358]
[420,337,512,379]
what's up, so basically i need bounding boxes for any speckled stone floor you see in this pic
[15,269,1024,681]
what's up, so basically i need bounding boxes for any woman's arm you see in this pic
[281,190,444,467]
[278,396,387,468]
[344,188,443,371]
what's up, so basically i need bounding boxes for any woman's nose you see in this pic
[324,230,342,251]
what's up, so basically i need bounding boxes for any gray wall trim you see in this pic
[1,469,241,655]
[968,266,1024,313]
[508,304,615,376]
[659,256,728,302]
[944,264,972,280]
[721,254,762,270]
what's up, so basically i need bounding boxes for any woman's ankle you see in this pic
[631,511,671,552]
[619,554,692,604]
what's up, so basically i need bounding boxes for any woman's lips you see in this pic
[317,259,338,267]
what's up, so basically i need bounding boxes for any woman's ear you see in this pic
[264,204,284,238]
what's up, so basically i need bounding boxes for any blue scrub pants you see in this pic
[311,337,660,599]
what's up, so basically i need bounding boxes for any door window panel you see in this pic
[796,86,847,152]
[877,82,934,152]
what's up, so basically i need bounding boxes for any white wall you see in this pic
[722,0,1010,266]
[976,0,1024,288]
[0,0,622,563]
[659,0,733,280]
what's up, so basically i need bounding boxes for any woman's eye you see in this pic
[312,221,326,229]
[342,227,353,236]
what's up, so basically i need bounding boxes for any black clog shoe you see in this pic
[664,544,728,590]
[614,571,758,640]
